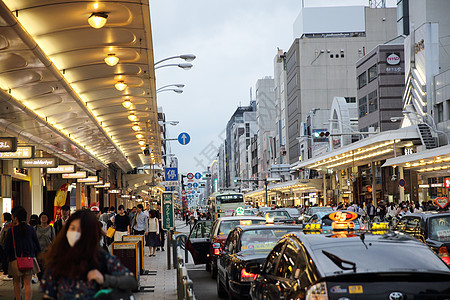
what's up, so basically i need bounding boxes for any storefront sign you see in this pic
[47,165,75,174]
[162,192,174,230]
[77,176,99,183]
[20,158,58,168]
[0,137,17,152]
[445,178,450,189]
[62,171,87,179]
[108,189,121,194]
[121,194,131,198]
[435,197,449,209]
[387,53,400,65]
[84,179,103,185]
[94,182,111,188]
[431,183,443,187]
[0,146,34,159]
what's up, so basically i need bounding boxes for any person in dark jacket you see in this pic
[4,206,41,300]
[54,205,70,236]
[41,209,137,299]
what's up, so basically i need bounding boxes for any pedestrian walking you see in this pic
[145,210,160,257]
[0,212,12,278]
[41,209,137,298]
[113,205,130,242]
[35,212,55,281]
[4,207,41,300]
[131,204,148,236]
[54,205,70,236]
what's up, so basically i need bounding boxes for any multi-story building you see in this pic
[356,43,405,133]
[274,49,289,164]
[286,5,398,165]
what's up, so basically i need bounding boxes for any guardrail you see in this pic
[174,233,196,300]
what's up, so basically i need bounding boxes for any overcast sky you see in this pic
[149,0,397,174]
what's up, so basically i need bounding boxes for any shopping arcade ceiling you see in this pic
[0,0,160,173]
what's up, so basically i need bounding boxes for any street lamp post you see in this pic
[154,54,196,66]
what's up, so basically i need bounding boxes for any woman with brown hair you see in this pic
[40,209,137,299]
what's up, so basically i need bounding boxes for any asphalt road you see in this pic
[188,264,225,300]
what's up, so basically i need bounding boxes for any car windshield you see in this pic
[266,211,290,219]
[243,209,257,216]
[310,207,334,214]
[218,219,265,236]
[285,208,300,217]
[239,228,298,254]
[429,216,450,242]
[314,240,449,276]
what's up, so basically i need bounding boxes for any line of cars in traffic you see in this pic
[186,206,450,299]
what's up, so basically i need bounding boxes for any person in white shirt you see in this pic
[398,205,410,217]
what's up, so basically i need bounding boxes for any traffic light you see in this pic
[319,131,330,137]
[313,131,330,138]
[181,174,186,190]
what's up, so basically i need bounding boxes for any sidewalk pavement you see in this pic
[0,219,192,300]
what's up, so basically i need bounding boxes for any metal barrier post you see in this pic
[167,229,172,270]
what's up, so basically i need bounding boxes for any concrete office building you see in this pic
[238,111,257,190]
[255,77,276,182]
[286,6,398,165]
[356,43,405,132]
[274,49,289,165]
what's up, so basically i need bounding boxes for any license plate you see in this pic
[348,285,363,294]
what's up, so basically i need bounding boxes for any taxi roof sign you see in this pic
[236,207,244,215]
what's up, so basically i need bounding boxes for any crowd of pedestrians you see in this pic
[0,203,166,299]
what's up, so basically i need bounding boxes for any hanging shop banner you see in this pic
[84,179,103,185]
[63,171,87,179]
[94,182,111,188]
[0,137,17,152]
[47,165,76,174]
[77,176,99,183]
[108,189,121,194]
[162,192,174,230]
[20,158,58,168]
[54,183,69,221]
[0,146,34,159]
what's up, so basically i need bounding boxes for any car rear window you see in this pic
[239,228,298,254]
[429,216,450,242]
[266,211,290,219]
[313,241,449,276]
[218,219,265,236]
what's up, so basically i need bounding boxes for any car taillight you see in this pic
[213,243,222,256]
[438,246,450,265]
[306,282,328,300]
[240,268,257,282]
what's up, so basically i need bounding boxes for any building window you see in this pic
[358,72,367,89]
[245,123,250,137]
[368,64,377,82]
[436,103,444,123]
[368,90,378,113]
[345,97,356,103]
[359,96,367,118]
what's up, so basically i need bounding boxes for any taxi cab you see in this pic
[250,229,450,300]
[305,210,365,231]
[216,223,302,299]
[186,216,265,279]
[393,211,450,265]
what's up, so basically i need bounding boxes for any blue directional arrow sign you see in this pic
[194,172,202,180]
[178,132,190,145]
[193,183,198,188]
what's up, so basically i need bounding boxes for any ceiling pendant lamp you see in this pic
[88,12,108,29]
[138,140,145,146]
[122,99,132,109]
[136,133,144,139]
[115,80,127,91]
[128,113,137,122]
[105,53,119,66]
[132,124,141,131]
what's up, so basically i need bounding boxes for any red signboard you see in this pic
[445,178,450,188]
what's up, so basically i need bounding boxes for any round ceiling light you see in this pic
[136,133,144,139]
[122,99,132,109]
[88,12,108,29]
[128,113,138,122]
[132,124,141,131]
[115,80,127,91]
[105,53,119,66]
[138,140,145,146]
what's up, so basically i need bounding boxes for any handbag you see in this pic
[11,227,34,272]
[106,226,116,238]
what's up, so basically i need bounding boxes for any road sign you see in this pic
[181,190,186,195]
[187,173,194,180]
[193,183,198,188]
[399,179,406,187]
[194,172,202,180]
[164,181,178,187]
[187,183,193,189]
[164,168,178,181]
[162,192,174,230]
[178,132,190,145]
[182,196,186,201]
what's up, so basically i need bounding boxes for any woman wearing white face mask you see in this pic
[40,209,137,299]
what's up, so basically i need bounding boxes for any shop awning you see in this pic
[382,144,450,175]
[291,126,419,172]
[244,179,322,198]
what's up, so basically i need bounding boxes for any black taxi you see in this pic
[216,224,302,299]
[393,211,450,265]
[250,229,450,300]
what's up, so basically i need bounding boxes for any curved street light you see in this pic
[156,88,183,94]
[156,84,185,92]
[154,54,196,66]
[159,121,179,126]
[154,63,193,70]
